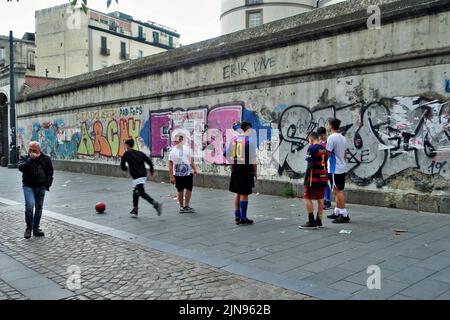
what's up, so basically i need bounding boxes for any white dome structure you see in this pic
[220,0,348,35]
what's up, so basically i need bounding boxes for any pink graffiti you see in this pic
[205,106,242,164]
[150,111,171,157]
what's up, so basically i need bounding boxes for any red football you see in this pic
[95,202,106,214]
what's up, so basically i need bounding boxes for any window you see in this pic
[100,36,110,55]
[153,31,159,44]
[138,26,144,39]
[246,10,263,28]
[0,48,4,66]
[101,36,107,49]
[169,36,173,48]
[58,66,61,73]
[138,50,143,58]
[27,51,35,70]
[120,42,128,60]
[246,0,263,4]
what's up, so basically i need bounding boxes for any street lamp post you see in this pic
[8,30,17,169]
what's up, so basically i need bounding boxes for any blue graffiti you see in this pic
[140,119,151,149]
[446,79,450,93]
[32,120,80,160]
[243,108,272,147]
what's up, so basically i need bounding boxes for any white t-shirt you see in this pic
[132,177,147,187]
[169,145,192,177]
[326,133,347,174]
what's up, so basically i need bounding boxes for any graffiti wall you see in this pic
[17,95,450,193]
[275,97,450,189]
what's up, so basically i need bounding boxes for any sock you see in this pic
[234,209,241,219]
[308,212,315,223]
[334,207,339,215]
[240,201,248,220]
[340,208,348,217]
[317,211,323,221]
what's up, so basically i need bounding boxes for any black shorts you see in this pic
[328,173,346,192]
[229,165,255,195]
[175,174,193,192]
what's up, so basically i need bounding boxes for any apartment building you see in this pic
[35,4,180,79]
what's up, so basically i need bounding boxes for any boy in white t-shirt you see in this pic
[169,134,198,214]
[326,118,350,224]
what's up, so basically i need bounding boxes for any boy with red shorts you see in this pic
[299,132,329,230]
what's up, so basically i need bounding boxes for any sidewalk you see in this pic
[0,167,449,300]
[0,206,310,300]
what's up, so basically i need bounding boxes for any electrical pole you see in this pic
[8,30,17,168]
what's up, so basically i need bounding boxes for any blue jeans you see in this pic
[23,185,46,231]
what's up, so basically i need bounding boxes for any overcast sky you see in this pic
[0,0,222,45]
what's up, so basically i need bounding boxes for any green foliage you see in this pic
[69,0,119,14]
[282,183,295,198]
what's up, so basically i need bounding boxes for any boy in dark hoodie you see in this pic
[120,138,162,217]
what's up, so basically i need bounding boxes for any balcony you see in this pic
[0,59,5,67]
[120,52,130,60]
[100,47,111,56]
[27,64,35,71]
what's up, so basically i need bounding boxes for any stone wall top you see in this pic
[18,0,450,102]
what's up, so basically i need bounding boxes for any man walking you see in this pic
[120,138,162,217]
[326,119,350,223]
[18,141,54,239]
[227,122,257,225]
[169,134,198,213]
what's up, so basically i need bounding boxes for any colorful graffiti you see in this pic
[149,103,273,164]
[17,96,449,192]
[78,117,141,158]
[275,96,450,185]
[23,119,81,159]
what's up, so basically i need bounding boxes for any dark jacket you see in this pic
[18,154,54,190]
[120,149,154,179]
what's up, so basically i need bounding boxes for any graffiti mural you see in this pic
[17,96,449,192]
[22,119,81,160]
[275,96,450,186]
[78,117,141,158]
[149,103,273,164]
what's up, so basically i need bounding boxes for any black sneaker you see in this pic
[299,221,318,230]
[24,228,32,239]
[237,218,254,225]
[235,217,240,224]
[332,215,351,224]
[327,212,339,219]
[183,206,195,213]
[154,202,163,216]
[316,219,323,228]
[324,201,332,210]
[33,229,45,237]
[130,208,138,217]
[179,207,186,214]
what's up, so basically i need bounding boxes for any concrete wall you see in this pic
[17,0,450,213]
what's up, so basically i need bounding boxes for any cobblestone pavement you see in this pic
[0,207,313,300]
[0,279,28,300]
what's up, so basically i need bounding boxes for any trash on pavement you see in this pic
[339,229,352,235]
